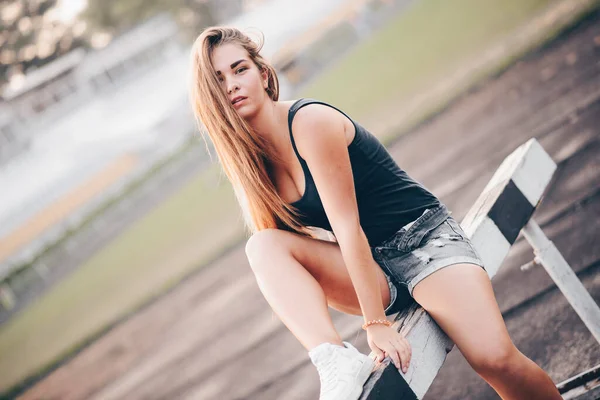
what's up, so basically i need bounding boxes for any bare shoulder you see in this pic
[291,103,347,157]
[293,102,345,128]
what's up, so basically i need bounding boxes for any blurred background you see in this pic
[0,0,599,399]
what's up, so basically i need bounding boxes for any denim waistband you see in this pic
[377,203,451,252]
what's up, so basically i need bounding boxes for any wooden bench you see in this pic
[360,138,600,399]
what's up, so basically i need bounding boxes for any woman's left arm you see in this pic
[294,105,412,373]
[292,105,386,323]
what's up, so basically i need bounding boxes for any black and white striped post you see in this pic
[361,138,600,399]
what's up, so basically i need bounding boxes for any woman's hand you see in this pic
[366,324,412,373]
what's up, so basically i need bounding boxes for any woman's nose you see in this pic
[227,81,240,94]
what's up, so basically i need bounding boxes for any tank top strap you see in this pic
[287,98,355,162]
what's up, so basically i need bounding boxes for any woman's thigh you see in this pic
[411,263,516,371]
[245,228,391,316]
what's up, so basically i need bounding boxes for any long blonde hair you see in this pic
[189,26,314,239]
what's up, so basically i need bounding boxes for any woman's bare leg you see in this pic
[245,228,391,351]
[411,263,562,400]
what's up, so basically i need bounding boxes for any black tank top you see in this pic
[287,98,443,247]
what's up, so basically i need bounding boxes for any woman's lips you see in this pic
[232,97,247,106]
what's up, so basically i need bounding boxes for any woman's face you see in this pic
[211,42,269,120]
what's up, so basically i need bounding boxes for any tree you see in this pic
[0,0,87,89]
[81,0,218,41]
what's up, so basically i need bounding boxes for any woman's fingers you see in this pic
[368,328,412,373]
[386,344,402,372]
[393,337,411,373]
[405,338,412,361]
[372,347,385,363]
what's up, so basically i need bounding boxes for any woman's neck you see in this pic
[247,100,294,160]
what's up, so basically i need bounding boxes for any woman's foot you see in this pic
[308,341,375,400]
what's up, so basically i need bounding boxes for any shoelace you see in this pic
[317,354,339,394]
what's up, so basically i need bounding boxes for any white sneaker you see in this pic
[308,341,375,400]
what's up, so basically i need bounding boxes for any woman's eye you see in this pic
[236,67,247,74]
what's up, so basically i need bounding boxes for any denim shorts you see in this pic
[370,204,486,316]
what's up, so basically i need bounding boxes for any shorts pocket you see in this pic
[374,205,451,253]
[398,216,446,252]
[444,217,467,240]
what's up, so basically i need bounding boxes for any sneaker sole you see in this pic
[349,357,375,399]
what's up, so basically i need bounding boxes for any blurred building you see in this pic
[77,14,184,92]
[0,12,192,286]
[1,49,85,127]
[0,13,184,165]
[0,102,29,166]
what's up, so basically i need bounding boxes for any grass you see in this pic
[0,163,244,393]
[299,0,558,127]
[0,0,587,394]
[3,135,198,285]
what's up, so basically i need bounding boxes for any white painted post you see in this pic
[522,219,600,344]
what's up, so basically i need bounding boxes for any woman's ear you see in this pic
[261,68,268,88]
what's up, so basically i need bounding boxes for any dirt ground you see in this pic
[16,10,600,400]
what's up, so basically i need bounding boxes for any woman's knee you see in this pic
[468,342,521,375]
[245,229,288,268]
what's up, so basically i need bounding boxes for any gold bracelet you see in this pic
[362,319,392,330]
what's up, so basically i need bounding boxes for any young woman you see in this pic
[188,26,562,400]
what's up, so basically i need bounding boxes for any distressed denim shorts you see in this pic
[370,204,486,316]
